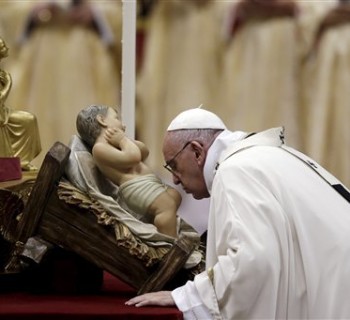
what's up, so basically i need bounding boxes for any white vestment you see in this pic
[172,128,350,319]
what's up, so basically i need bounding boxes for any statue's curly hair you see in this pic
[76,105,109,148]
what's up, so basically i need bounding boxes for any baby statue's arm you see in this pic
[133,140,149,161]
[106,128,149,161]
[92,128,141,169]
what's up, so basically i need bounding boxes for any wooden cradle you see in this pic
[2,142,203,294]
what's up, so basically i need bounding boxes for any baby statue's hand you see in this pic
[105,128,125,147]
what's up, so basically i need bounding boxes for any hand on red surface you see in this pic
[125,291,176,307]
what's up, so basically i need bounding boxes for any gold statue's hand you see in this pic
[0,70,12,103]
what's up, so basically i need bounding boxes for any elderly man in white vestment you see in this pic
[126,107,350,319]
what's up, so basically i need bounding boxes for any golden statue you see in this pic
[0,37,41,170]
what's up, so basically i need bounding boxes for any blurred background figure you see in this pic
[301,1,350,188]
[136,0,228,233]
[136,0,228,175]
[0,0,122,167]
[217,0,336,151]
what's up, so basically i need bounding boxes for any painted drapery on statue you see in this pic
[0,36,41,169]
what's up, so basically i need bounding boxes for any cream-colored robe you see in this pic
[0,0,121,168]
[217,1,336,152]
[301,21,350,188]
[137,0,227,174]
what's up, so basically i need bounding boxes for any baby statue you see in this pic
[76,105,181,238]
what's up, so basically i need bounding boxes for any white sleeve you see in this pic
[171,281,213,320]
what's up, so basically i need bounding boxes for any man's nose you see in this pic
[172,174,180,185]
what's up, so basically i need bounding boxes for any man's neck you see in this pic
[203,130,247,194]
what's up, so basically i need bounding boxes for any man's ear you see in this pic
[96,114,107,127]
[191,141,206,165]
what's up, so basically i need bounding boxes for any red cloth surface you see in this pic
[0,157,22,182]
[0,272,183,320]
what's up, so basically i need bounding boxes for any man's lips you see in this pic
[181,185,190,193]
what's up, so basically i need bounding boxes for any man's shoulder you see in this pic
[217,127,285,164]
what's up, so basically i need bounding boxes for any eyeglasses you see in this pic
[163,141,191,174]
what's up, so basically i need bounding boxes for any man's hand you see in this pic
[125,291,176,307]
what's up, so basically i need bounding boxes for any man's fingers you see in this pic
[125,291,175,307]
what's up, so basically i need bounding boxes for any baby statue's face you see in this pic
[105,107,126,132]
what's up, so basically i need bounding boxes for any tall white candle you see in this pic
[121,0,136,139]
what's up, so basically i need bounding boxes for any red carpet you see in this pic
[0,272,183,319]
